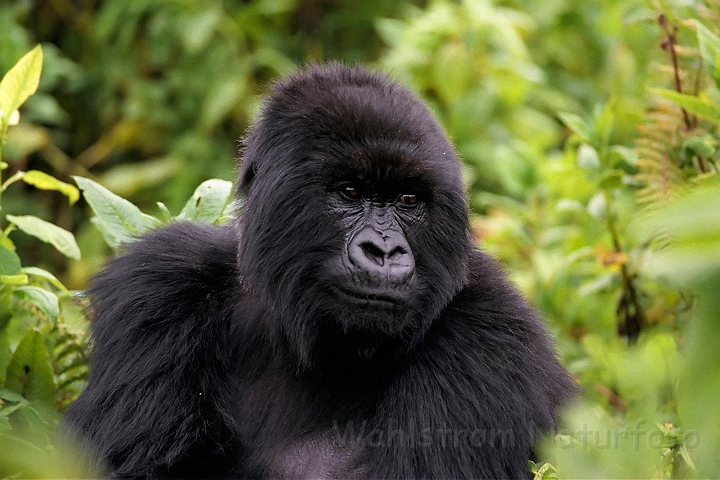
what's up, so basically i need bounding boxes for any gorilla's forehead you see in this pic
[317,138,448,193]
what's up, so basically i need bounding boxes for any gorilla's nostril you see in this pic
[360,242,385,266]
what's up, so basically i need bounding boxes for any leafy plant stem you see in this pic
[603,190,644,341]
[659,14,693,130]
[658,13,709,174]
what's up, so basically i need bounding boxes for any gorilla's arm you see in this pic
[64,223,239,477]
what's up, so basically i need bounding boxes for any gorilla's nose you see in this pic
[348,226,415,285]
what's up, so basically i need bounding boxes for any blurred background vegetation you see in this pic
[1,0,719,477]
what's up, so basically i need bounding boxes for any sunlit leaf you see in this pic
[178,179,233,224]
[0,45,43,128]
[74,176,160,248]
[21,170,80,204]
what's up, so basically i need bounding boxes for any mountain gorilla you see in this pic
[65,64,574,478]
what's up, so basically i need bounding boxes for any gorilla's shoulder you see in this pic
[453,249,538,322]
[432,249,575,425]
[89,222,239,334]
[439,249,566,371]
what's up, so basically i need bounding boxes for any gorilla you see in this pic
[65,64,574,479]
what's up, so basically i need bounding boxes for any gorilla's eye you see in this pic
[399,194,418,206]
[341,186,362,200]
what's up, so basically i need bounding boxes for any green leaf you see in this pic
[6,214,80,260]
[696,22,720,89]
[178,179,234,224]
[0,45,43,128]
[0,244,21,276]
[682,136,716,158]
[577,144,600,172]
[650,88,720,123]
[558,112,591,141]
[0,388,27,403]
[599,171,623,190]
[21,266,69,294]
[156,202,172,223]
[587,191,607,220]
[74,176,160,248]
[21,170,80,204]
[14,286,60,320]
[0,274,28,285]
[4,329,56,405]
[636,186,720,283]
[89,216,122,248]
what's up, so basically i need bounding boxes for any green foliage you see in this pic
[0,44,42,138]
[76,176,234,250]
[1,0,720,478]
[0,45,92,478]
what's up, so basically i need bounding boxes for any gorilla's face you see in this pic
[237,65,470,369]
[320,163,426,336]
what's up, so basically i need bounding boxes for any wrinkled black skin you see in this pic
[64,64,574,479]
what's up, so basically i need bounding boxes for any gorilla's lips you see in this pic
[329,284,410,310]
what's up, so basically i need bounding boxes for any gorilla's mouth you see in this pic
[330,285,408,309]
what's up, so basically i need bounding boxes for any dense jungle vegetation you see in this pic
[1,0,719,477]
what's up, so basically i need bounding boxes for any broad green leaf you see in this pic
[651,88,720,123]
[0,244,21,276]
[14,286,60,320]
[6,214,80,260]
[178,179,234,224]
[90,216,122,249]
[4,329,56,405]
[696,22,720,89]
[74,176,160,247]
[21,170,80,204]
[0,45,43,128]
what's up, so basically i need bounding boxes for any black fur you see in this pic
[65,64,574,478]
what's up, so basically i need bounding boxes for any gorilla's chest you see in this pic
[252,432,366,478]
[232,372,372,478]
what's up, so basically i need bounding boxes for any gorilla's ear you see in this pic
[237,138,258,195]
[238,159,257,194]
